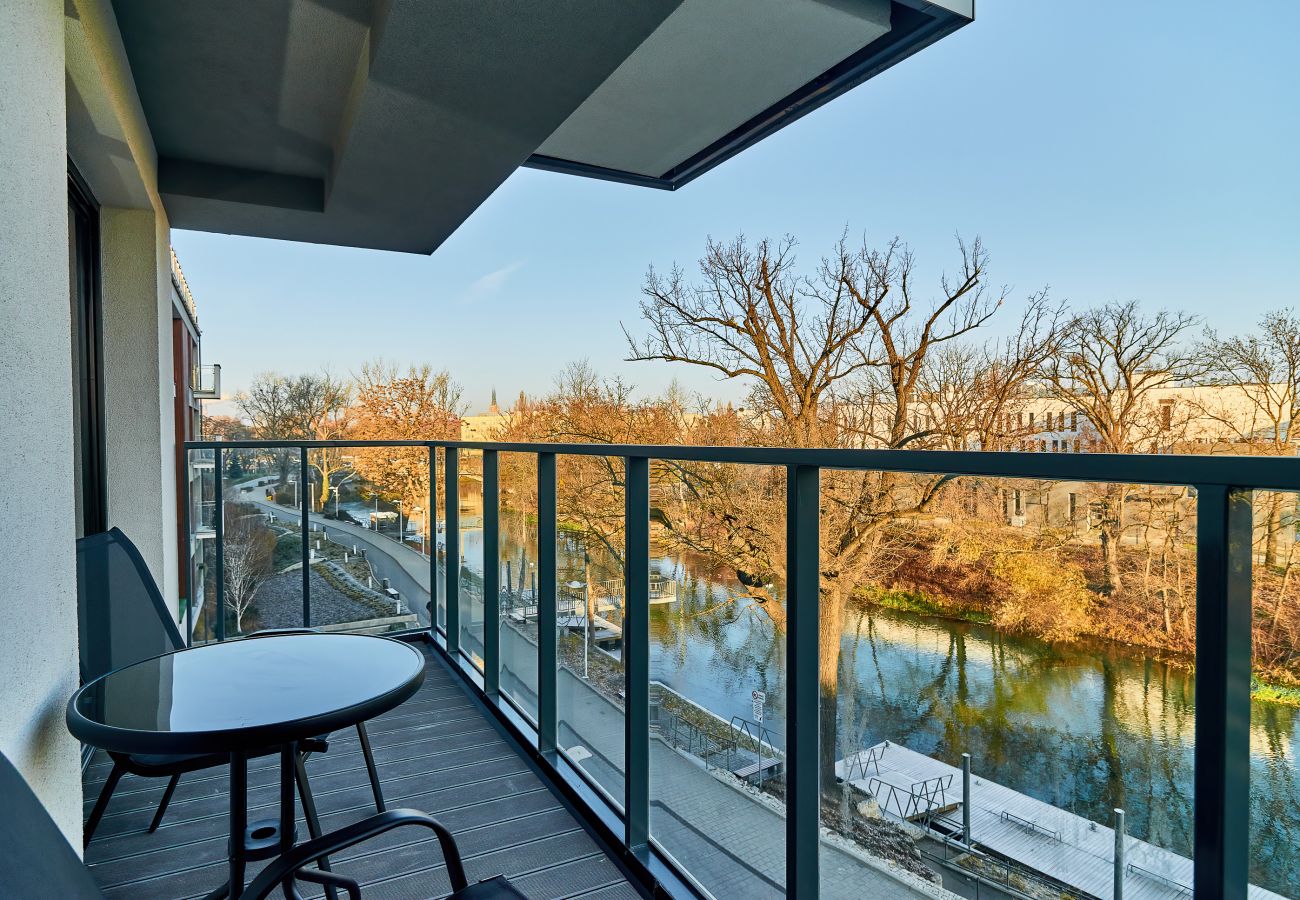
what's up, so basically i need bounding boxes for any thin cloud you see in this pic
[460,260,524,303]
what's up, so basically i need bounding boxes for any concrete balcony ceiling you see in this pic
[111,0,971,254]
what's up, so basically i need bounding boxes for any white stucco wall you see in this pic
[0,0,84,845]
[101,207,179,610]
[66,0,180,611]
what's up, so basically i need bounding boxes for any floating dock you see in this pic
[837,741,1286,900]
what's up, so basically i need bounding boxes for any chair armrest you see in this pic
[241,809,469,900]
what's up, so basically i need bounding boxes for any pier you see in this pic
[838,742,1287,900]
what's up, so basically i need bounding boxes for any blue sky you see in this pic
[174,0,1300,415]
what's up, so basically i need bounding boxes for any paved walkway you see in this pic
[499,627,950,899]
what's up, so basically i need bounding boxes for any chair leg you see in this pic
[356,722,385,812]
[84,761,126,847]
[294,754,339,900]
[148,773,182,833]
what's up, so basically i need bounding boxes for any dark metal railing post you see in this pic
[1193,484,1252,899]
[429,445,438,639]
[483,450,501,696]
[445,447,461,656]
[624,456,650,850]
[181,448,194,645]
[538,452,558,753]
[300,447,311,628]
[214,447,225,642]
[786,464,820,896]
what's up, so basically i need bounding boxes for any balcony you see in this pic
[193,364,222,400]
[171,438,1300,899]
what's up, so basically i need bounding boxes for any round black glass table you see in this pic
[68,633,426,899]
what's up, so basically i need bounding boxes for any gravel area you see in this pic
[250,569,393,630]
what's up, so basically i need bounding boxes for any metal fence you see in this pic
[184,437,1300,899]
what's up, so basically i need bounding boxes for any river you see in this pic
[454,506,1299,896]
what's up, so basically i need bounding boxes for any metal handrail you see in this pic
[182,436,1280,898]
[184,438,1300,490]
[1127,862,1193,897]
[999,809,1062,842]
[842,744,886,781]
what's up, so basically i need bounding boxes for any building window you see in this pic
[1069,492,1078,521]
[1071,411,1079,430]
[1159,399,1174,429]
[1029,412,1035,429]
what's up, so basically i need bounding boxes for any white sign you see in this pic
[751,689,766,723]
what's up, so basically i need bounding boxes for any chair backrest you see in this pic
[0,752,104,898]
[76,527,185,683]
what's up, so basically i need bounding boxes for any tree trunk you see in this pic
[818,585,847,797]
[1268,540,1297,643]
[1265,493,1284,570]
[1099,525,1120,595]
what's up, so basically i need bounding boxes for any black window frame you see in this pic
[68,162,107,536]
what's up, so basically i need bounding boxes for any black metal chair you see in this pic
[76,527,386,845]
[0,751,527,900]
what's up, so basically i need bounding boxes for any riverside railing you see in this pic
[183,438,1300,900]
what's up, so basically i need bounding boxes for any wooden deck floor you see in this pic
[82,644,640,900]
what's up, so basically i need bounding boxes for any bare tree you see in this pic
[500,361,684,565]
[628,234,1022,791]
[1200,309,1300,568]
[236,373,299,485]
[222,502,275,633]
[237,371,351,509]
[350,361,465,533]
[920,292,1064,452]
[1041,301,1201,593]
[628,235,882,446]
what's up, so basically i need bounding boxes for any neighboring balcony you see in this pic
[162,439,1300,900]
[193,363,222,400]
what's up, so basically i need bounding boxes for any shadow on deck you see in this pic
[82,644,639,900]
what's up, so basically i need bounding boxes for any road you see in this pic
[231,481,441,627]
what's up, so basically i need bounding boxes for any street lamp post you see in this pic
[332,470,358,517]
[567,551,593,680]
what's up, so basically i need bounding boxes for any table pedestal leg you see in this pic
[230,751,247,898]
[280,743,298,899]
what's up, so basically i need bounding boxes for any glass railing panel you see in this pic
[433,446,446,634]
[218,449,307,637]
[649,461,787,897]
[194,443,429,637]
[186,446,216,643]
[458,449,485,668]
[498,451,540,723]
[1249,488,1300,898]
[554,453,626,807]
[818,475,1207,899]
